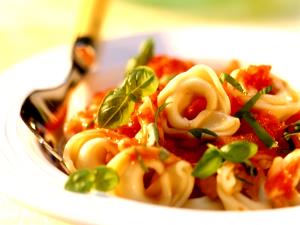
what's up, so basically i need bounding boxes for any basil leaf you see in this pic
[153,102,171,145]
[294,121,300,131]
[97,89,135,128]
[235,86,272,118]
[219,73,246,94]
[65,166,119,193]
[189,128,218,139]
[126,39,154,72]
[220,140,258,163]
[125,66,159,100]
[65,169,95,193]
[242,112,277,148]
[192,146,223,179]
[94,166,120,192]
[159,147,170,161]
[97,66,159,129]
[136,151,149,172]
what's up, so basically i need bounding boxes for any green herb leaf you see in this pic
[159,147,170,161]
[189,128,218,139]
[137,152,149,172]
[65,169,95,193]
[153,102,171,145]
[97,66,159,128]
[219,140,258,163]
[235,86,272,118]
[97,89,135,128]
[192,145,223,179]
[124,66,159,100]
[295,121,300,131]
[65,166,119,193]
[219,73,246,94]
[126,39,154,72]
[93,166,120,192]
[242,112,277,148]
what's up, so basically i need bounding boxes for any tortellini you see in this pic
[157,64,240,136]
[107,146,194,207]
[63,128,135,173]
[230,68,300,121]
[216,162,270,210]
[265,149,300,207]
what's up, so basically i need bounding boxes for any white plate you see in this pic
[1,27,300,225]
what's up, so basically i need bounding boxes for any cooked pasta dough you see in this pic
[107,146,194,207]
[230,68,300,121]
[216,162,270,210]
[265,149,300,207]
[62,49,300,211]
[63,128,135,173]
[157,64,240,136]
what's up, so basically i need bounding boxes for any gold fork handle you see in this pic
[76,0,110,43]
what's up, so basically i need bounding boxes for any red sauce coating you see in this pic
[63,91,107,137]
[239,65,273,91]
[147,55,194,78]
[183,96,207,120]
[162,134,206,163]
[196,176,218,199]
[265,170,294,200]
[64,55,300,204]
[116,114,141,138]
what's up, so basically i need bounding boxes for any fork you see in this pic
[20,0,109,173]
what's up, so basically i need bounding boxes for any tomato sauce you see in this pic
[265,171,294,200]
[147,55,194,78]
[239,65,273,91]
[63,91,107,137]
[234,164,262,200]
[46,105,67,131]
[116,114,141,138]
[183,96,207,120]
[195,176,218,199]
[162,134,207,163]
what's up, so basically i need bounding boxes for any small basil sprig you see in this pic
[159,147,170,161]
[189,128,218,139]
[219,141,257,163]
[153,102,171,145]
[234,86,277,148]
[242,112,277,148]
[192,145,223,179]
[192,141,258,179]
[235,85,272,118]
[126,39,154,73]
[97,66,159,128]
[65,166,119,193]
[219,73,247,94]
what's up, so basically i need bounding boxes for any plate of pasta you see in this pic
[1,27,300,225]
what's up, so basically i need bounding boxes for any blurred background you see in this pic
[0,0,300,224]
[1,0,300,73]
